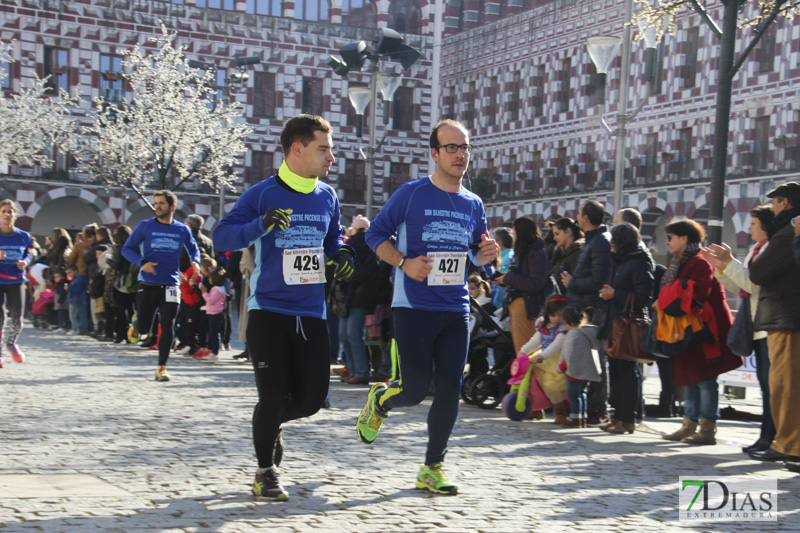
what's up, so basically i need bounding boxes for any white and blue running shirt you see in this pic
[365,177,488,313]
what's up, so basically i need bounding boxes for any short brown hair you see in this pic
[429,119,469,149]
[280,114,333,154]
[664,217,706,244]
[617,208,642,229]
[154,190,177,208]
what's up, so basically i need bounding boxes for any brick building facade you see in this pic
[2,0,800,264]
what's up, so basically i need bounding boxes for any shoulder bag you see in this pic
[604,293,657,363]
[727,298,754,357]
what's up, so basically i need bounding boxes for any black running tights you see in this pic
[136,284,179,367]
[247,309,330,468]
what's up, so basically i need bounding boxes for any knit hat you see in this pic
[351,214,370,230]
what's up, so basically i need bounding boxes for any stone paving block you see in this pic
[1,326,800,532]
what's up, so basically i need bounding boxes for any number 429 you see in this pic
[294,255,320,271]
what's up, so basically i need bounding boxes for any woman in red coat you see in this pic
[658,218,742,445]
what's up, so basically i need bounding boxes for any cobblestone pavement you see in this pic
[1,325,798,532]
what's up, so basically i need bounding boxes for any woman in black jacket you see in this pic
[598,223,654,434]
[494,217,549,353]
[549,217,584,295]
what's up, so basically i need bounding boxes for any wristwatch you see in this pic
[398,256,407,269]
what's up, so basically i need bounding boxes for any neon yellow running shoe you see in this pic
[357,382,387,444]
[416,463,458,495]
[155,367,170,382]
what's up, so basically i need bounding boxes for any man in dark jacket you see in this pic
[562,200,612,425]
[339,216,380,385]
[84,226,112,338]
[748,181,800,464]
[185,214,214,256]
[794,216,800,266]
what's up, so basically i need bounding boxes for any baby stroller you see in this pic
[461,297,517,409]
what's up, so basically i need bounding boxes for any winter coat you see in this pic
[558,325,602,381]
[715,240,769,340]
[343,230,380,313]
[84,238,111,280]
[608,245,654,321]
[502,239,549,319]
[795,234,800,266]
[67,239,92,275]
[666,254,742,387]
[749,213,800,331]
[549,238,584,294]
[67,274,89,305]
[566,225,612,309]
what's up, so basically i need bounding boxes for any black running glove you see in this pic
[262,207,292,231]
[328,248,355,281]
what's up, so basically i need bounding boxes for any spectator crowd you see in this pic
[3,180,800,478]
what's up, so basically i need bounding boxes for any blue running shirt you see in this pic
[122,218,201,286]
[212,175,347,319]
[365,177,488,313]
[0,228,32,284]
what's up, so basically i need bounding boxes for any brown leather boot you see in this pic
[551,402,568,425]
[662,416,698,441]
[525,409,545,420]
[682,418,717,445]
[560,417,582,428]
[606,420,635,434]
[599,418,619,431]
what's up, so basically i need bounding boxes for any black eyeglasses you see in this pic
[436,144,473,154]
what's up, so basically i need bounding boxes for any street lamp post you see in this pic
[188,56,261,224]
[587,0,659,215]
[328,28,420,218]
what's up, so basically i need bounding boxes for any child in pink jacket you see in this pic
[198,268,227,361]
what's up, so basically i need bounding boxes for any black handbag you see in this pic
[644,313,668,358]
[327,279,349,318]
[727,298,754,357]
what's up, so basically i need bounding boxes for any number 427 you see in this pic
[438,259,459,273]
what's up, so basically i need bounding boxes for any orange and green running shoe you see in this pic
[416,463,458,495]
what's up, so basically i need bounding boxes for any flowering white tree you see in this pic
[0,41,79,168]
[86,24,251,193]
[632,0,800,245]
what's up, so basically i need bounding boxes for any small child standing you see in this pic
[198,268,227,361]
[520,295,569,422]
[177,262,203,356]
[194,254,217,354]
[65,264,88,335]
[53,269,69,332]
[557,304,602,428]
